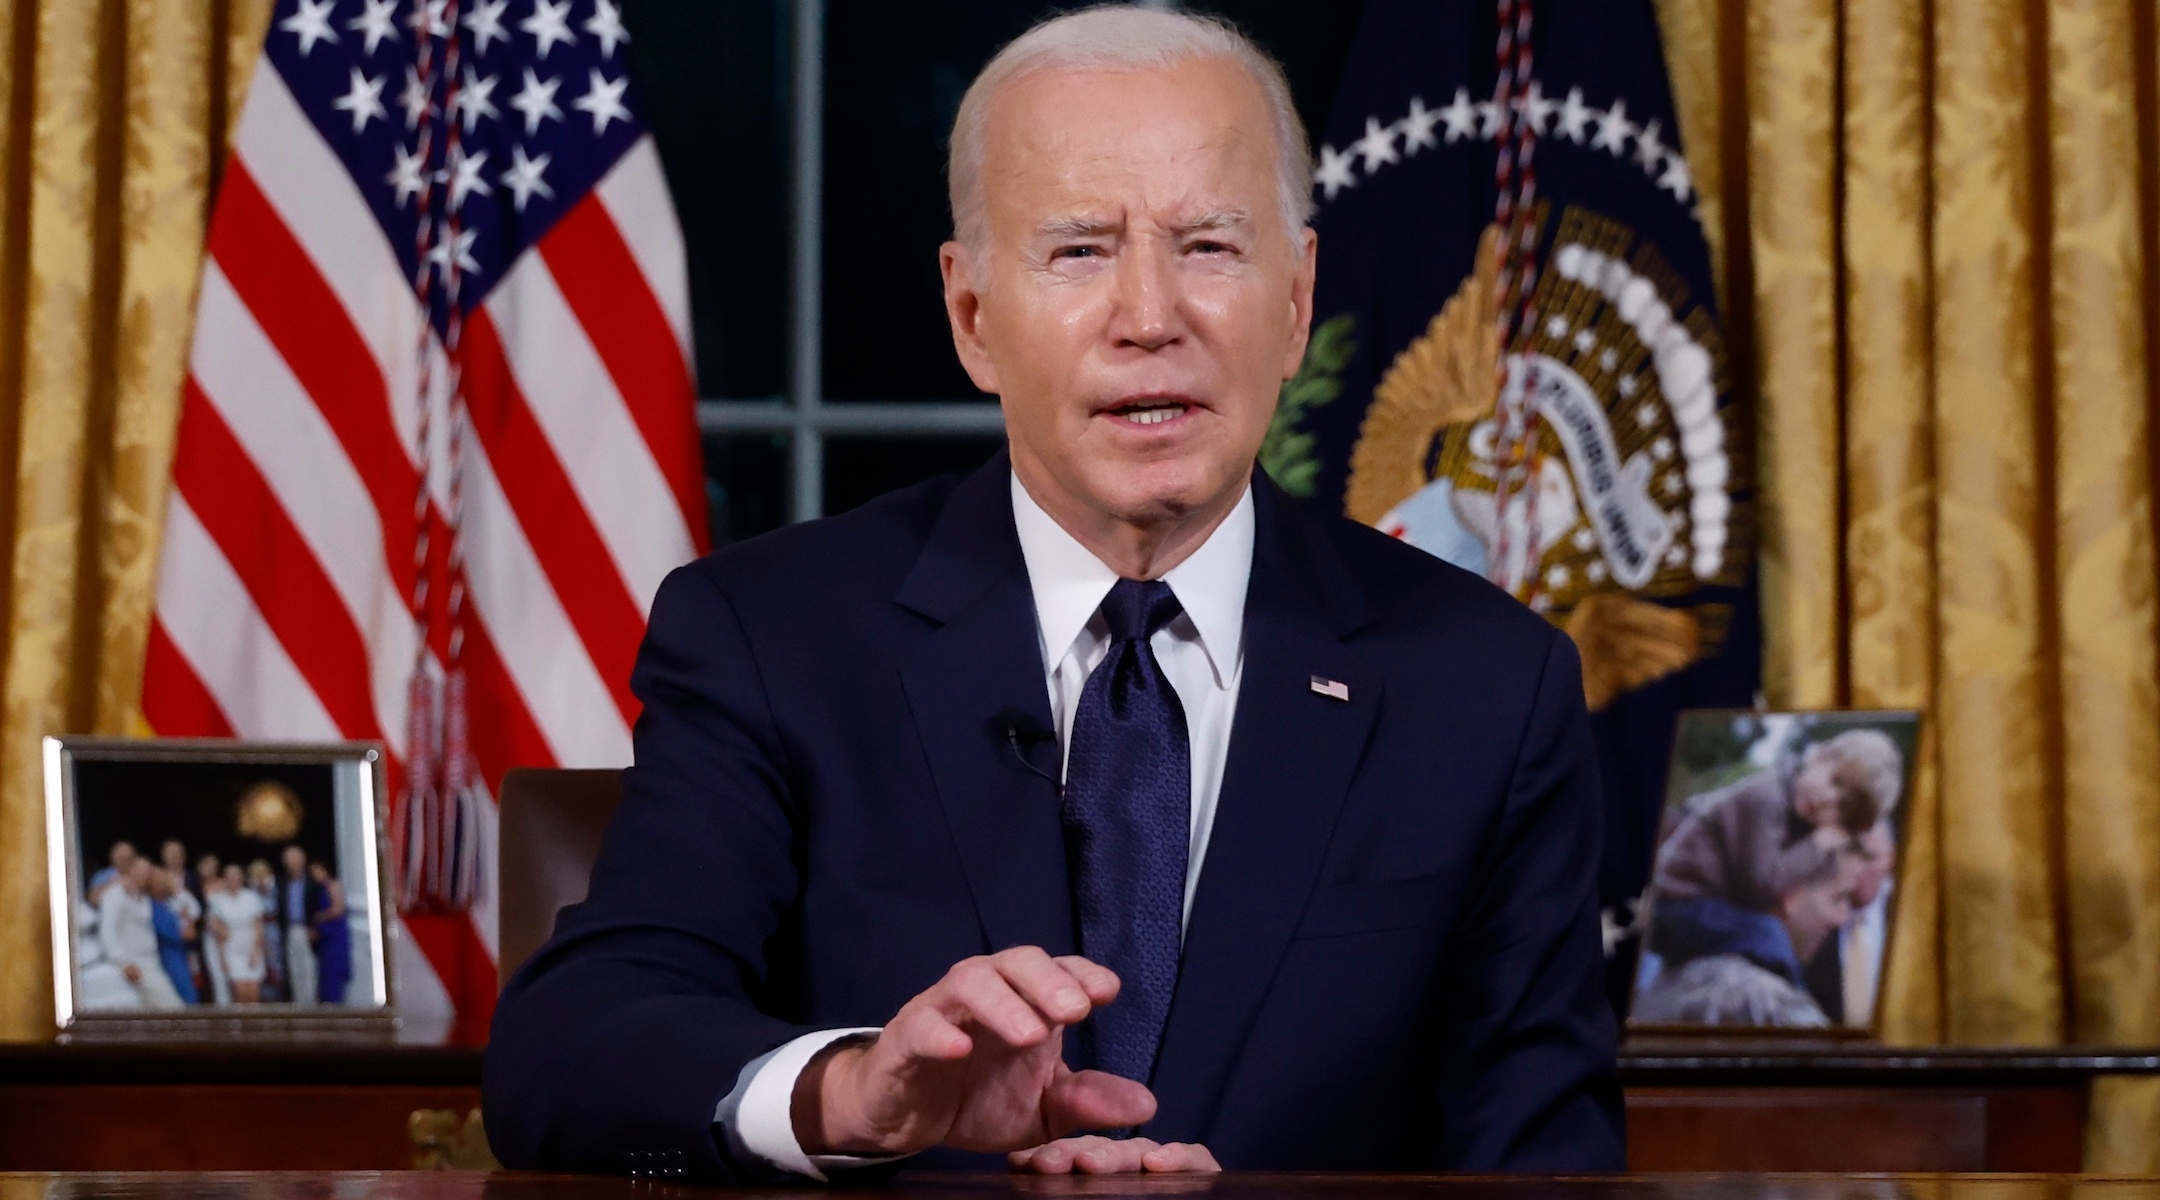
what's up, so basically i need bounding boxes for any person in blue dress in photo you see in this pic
[307,861,352,1005]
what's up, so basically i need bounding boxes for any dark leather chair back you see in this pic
[497,767,622,988]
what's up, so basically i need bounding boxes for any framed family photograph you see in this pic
[1628,709,1921,1035]
[43,737,396,1043]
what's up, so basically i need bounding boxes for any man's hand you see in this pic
[1009,1136,1221,1174]
[792,947,1154,1156]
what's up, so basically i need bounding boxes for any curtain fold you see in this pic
[0,0,269,1042]
[1657,0,2160,1168]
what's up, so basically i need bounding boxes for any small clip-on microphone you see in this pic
[1002,718,1060,788]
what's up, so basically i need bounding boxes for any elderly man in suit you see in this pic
[485,4,1620,1180]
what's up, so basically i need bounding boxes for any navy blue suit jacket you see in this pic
[484,450,1624,1178]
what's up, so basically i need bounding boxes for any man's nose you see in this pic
[1108,241,1183,351]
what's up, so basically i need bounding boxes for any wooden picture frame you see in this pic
[44,736,397,1044]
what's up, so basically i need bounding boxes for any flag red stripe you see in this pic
[458,309,644,726]
[172,378,386,744]
[141,617,237,738]
[537,197,710,553]
[401,910,500,1046]
[211,160,420,601]
[458,612,557,784]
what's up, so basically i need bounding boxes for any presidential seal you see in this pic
[1345,207,1749,709]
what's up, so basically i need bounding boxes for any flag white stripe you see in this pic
[191,264,416,755]
[235,67,427,425]
[155,495,342,742]
[460,440,635,767]
[486,254,694,613]
[595,137,693,361]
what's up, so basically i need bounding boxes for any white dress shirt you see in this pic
[713,472,1256,1180]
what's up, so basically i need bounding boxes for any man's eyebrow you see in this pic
[1172,207,1253,234]
[1035,214,1123,239]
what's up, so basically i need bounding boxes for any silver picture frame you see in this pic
[44,736,398,1043]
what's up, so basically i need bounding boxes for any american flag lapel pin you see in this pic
[1309,675,1351,702]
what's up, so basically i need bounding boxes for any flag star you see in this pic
[280,0,341,56]
[1313,143,1357,200]
[1475,98,1502,139]
[1586,561,1609,583]
[1600,347,1620,372]
[1634,118,1666,173]
[1572,328,1597,354]
[501,144,554,211]
[1398,96,1442,154]
[331,67,388,133]
[387,142,427,207]
[1555,87,1594,143]
[522,0,577,58]
[452,68,500,132]
[1592,99,1637,156]
[407,0,450,38]
[1573,527,1597,551]
[1658,151,1695,202]
[438,142,492,211]
[462,0,511,54]
[1352,116,1399,173]
[509,68,562,135]
[572,69,631,134]
[1545,315,1569,339]
[427,223,481,281]
[1438,87,1479,143]
[584,0,630,58]
[1546,564,1571,588]
[1651,436,1675,461]
[1618,374,1639,398]
[398,66,434,129]
[1522,80,1558,134]
[348,0,400,55]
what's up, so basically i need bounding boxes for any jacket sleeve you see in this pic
[482,563,830,1181]
[1429,629,1627,1171]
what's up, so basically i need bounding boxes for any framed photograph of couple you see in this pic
[1628,708,1921,1035]
[43,737,396,1043]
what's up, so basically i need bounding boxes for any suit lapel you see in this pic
[895,452,1075,956]
[1145,477,1380,1143]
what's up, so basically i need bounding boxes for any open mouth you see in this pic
[1106,399,1192,427]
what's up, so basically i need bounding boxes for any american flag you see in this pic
[144,0,707,1043]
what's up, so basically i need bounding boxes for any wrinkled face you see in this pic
[945,57,1315,527]
[1791,758,1846,828]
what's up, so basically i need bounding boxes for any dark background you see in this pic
[71,759,341,897]
[619,0,1368,545]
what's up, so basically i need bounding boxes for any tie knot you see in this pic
[1100,578,1183,643]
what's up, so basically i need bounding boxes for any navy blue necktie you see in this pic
[1062,578,1190,1085]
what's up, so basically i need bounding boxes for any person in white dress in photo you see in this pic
[196,854,231,1004]
[207,863,268,1004]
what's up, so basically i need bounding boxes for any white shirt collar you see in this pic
[1009,472,1253,689]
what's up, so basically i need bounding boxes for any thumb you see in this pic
[1042,1068,1157,1138]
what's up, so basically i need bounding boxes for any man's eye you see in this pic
[1189,240,1235,255]
[1053,246,1100,260]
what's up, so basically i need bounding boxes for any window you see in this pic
[624,0,1363,546]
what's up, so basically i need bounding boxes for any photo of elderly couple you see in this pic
[1632,710,1919,1031]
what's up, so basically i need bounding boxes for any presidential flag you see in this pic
[1269,0,1760,1010]
[143,0,708,1043]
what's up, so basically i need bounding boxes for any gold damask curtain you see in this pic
[1655,0,2160,1169]
[0,0,270,1041]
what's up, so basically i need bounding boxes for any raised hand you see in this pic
[1010,1135,1221,1174]
[792,947,1156,1156]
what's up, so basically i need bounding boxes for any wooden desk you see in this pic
[5,1174,2160,1200]
[4,1043,2158,1174]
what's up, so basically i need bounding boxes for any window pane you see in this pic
[823,436,1004,516]
[819,0,1059,402]
[624,0,789,398]
[705,432,791,547]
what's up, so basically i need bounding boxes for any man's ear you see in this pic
[1281,227,1318,380]
[941,241,1002,396]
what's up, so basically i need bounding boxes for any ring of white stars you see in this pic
[1313,82,1701,216]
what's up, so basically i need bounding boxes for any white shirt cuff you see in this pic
[714,1026,893,1181]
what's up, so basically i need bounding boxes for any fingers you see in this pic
[933,948,1114,1048]
[1042,1067,1157,1137]
[883,999,973,1061]
[1009,1136,1220,1174]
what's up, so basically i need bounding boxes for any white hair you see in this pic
[947,4,1314,253]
